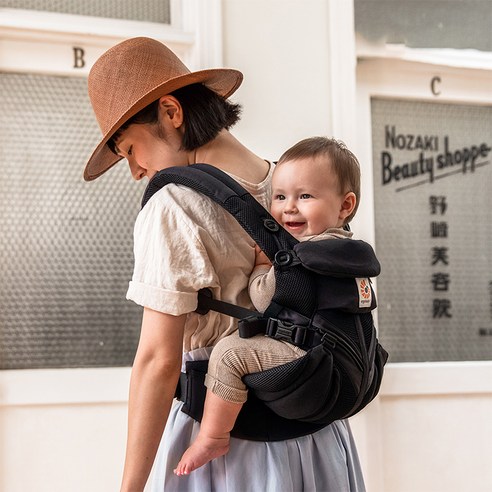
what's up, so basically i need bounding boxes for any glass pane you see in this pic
[0,72,145,369]
[0,0,170,23]
[355,0,492,52]
[371,97,492,362]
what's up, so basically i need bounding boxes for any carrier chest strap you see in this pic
[237,315,323,350]
[265,318,323,349]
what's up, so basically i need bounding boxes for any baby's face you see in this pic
[270,156,348,238]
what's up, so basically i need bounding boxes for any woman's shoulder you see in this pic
[226,161,273,209]
[140,182,252,247]
[143,162,273,219]
[228,160,273,191]
[143,183,222,222]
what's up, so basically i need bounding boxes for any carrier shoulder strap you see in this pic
[141,163,300,320]
[142,163,298,261]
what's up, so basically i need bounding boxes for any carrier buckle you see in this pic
[266,318,295,343]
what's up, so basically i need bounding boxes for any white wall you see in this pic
[222,0,351,160]
[2,363,491,492]
[351,363,492,492]
[0,369,130,492]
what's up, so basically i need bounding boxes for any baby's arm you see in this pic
[254,244,271,269]
[249,246,275,313]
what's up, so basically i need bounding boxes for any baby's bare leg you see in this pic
[175,332,305,476]
[174,390,242,476]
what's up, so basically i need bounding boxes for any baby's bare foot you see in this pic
[174,434,230,476]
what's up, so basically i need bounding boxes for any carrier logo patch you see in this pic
[356,278,372,308]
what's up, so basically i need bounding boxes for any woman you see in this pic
[84,37,365,492]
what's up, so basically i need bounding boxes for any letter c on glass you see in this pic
[431,76,441,96]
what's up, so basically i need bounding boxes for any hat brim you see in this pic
[83,68,243,181]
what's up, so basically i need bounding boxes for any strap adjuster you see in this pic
[321,331,337,349]
[266,318,291,341]
[238,316,268,338]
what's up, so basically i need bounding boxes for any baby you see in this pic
[174,136,360,476]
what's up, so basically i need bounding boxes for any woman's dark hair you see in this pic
[107,83,241,154]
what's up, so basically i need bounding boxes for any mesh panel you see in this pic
[244,355,309,392]
[317,310,360,346]
[273,266,316,317]
[335,364,358,411]
[0,0,170,22]
[360,313,375,348]
[0,72,146,369]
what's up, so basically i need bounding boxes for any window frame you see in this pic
[0,0,224,77]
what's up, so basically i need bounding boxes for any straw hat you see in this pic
[84,37,243,181]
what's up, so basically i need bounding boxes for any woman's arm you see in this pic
[120,307,186,492]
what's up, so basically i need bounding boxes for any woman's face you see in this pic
[115,98,190,181]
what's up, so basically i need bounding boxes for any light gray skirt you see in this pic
[151,400,366,492]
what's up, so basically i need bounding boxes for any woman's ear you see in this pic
[339,192,357,222]
[158,95,184,128]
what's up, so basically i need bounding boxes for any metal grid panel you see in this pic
[0,72,146,369]
[0,0,170,22]
[371,98,492,362]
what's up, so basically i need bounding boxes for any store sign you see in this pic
[372,98,492,362]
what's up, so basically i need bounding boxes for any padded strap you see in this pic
[141,164,298,261]
[141,163,316,318]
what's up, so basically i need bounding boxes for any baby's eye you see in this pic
[300,193,312,199]
[274,194,286,201]
[127,146,133,156]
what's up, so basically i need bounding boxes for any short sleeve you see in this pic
[126,186,218,315]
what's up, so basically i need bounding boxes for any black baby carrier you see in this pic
[141,163,389,441]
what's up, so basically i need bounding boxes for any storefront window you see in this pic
[0,72,145,369]
[371,97,492,361]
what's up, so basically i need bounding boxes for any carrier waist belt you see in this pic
[175,359,327,442]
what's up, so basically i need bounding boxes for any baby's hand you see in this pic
[254,245,271,268]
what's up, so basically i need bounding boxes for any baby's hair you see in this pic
[277,136,361,223]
